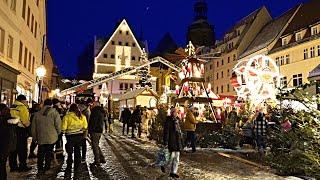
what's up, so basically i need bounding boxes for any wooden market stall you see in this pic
[119,87,159,108]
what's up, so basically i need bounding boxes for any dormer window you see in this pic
[311,26,318,36]
[282,38,288,45]
[296,33,302,41]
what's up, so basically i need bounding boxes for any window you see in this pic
[34,21,37,38]
[285,55,290,64]
[28,52,31,71]
[111,41,115,45]
[118,41,122,45]
[32,56,35,74]
[125,83,128,90]
[233,54,236,61]
[125,42,129,46]
[7,35,13,59]
[318,45,320,56]
[275,57,279,66]
[119,83,123,90]
[126,31,129,35]
[304,49,308,59]
[103,54,107,58]
[22,0,26,19]
[216,73,219,79]
[221,71,224,78]
[293,74,302,87]
[24,47,28,68]
[227,84,230,92]
[36,0,39,6]
[282,38,288,45]
[132,43,136,47]
[119,30,122,34]
[311,26,318,35]
[227,57,230,63]
[209,64,212,70]
[280,56,284,66]
[27,7,30,26]
[31,15,34,32]
[310,47,315,58]
[227,69,230,76]
[131,56,136,60]
[296,33,302,41]
[280,77,287,88]
[221,59,224,66]
[0,27,5,54]
[216,61,219,67]
[221,85,224,93]
[18,41,23,64]
[111,54,115,59]
[216,87,218,94]
[130,83,133,89]
[10,0,16,11]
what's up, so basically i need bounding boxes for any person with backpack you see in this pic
[62,103,88,172]
[9,94,31,172]
[31,99,61,173]
[0,103,19,180]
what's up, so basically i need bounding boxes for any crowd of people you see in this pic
[0,95,109,179]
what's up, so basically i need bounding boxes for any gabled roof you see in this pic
[119,87,159,100]
[94,19,143,58]
[282,0,320,36]
[240,5,299,58]
[309,64,320,78]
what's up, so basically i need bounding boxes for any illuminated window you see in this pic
[293,74,302,87]
[282,38,288,45]
[275,57,279,66]
[310,47,315,58]
[296,33,302,41]
[311,26,318,35]
[304,49,308,59]
[285,55,290,64]
[280,56,284,66]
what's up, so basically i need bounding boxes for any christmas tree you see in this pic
[136,49,152,89]
[175,42,218,122]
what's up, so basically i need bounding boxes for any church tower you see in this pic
[187,0,215,47]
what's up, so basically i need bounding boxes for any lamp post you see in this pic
[36,65,46,103]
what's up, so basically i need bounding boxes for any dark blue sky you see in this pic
[47,0,307,78]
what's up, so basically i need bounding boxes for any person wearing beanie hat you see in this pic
[9,94,31,172]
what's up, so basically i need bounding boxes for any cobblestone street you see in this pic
[7,122,299,180]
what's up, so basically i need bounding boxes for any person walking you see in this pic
[184,104,198,153]
[9,94,31,172]
[88,102,106,165]
[120,108,131,135]
[28,103,41,159]
[52,98,65,159]
[163,107,183,178]
[31,99,61,173]
[131,105,142,138]
[62,104,88,172]
[0,104,19,180]
[78,99,91,162]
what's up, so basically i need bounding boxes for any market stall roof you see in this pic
[119,87,159,101]
[308,64,320,79]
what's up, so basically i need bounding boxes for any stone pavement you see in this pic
[7,121,299,180]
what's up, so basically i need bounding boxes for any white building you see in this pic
[93,19,156,101]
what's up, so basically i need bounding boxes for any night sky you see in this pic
[47,0,308,78]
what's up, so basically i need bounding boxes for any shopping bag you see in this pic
[154,147,170,167]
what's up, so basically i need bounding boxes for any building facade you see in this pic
[0,0,47,104]
[93,19,156,101]
[205,7,271,96]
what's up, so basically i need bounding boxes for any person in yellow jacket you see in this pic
[9,94,31,172]
[61,103,87,172]
[184,104,198,153]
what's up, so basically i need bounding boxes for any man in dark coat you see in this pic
[120,108,131,135]
[163,107,182,178]
[52,98,65,159]
[130,105,142,138]
[88,102,106,165]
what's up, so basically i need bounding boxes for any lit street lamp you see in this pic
[36,65,46,103]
